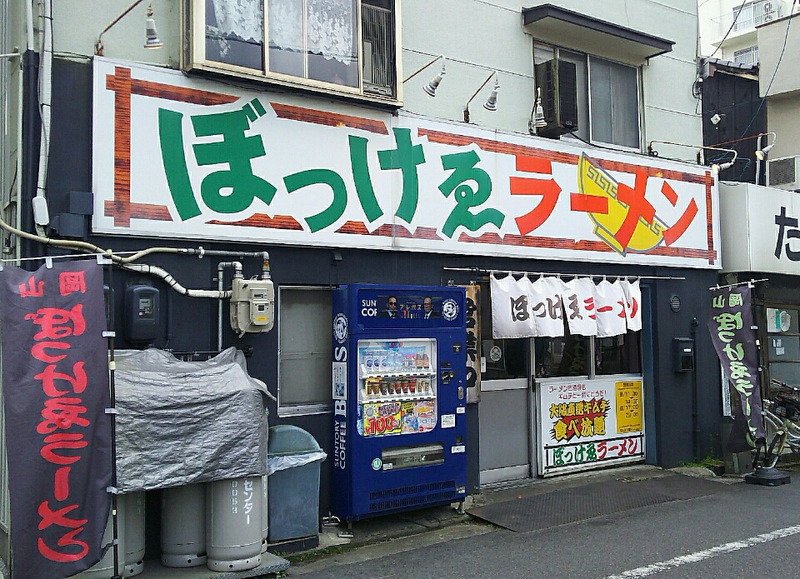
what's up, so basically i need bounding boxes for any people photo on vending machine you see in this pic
[380,295,399,318]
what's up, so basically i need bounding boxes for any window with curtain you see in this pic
[191,0,398,101]
[278,286,332,415]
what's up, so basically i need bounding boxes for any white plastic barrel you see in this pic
[161,484,207,567]
[205,477,262,572]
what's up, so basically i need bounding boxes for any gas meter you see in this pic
[229,277,275,336]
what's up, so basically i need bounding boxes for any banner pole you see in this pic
[104,256,122,579]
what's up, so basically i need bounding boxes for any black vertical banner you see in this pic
[708,285,765,451]
[0,260,111,577]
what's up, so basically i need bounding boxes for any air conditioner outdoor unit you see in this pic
[767,156,800,191]
[534,59,579,138]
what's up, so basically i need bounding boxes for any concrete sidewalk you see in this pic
[285,463,743,575]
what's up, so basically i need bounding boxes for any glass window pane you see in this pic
[589,59,612,144]
[307,0,359,87]
[596,331,641,375]
[590,57,639,148]
[768,362,800,391]
[206,0,264,70]
[269,0,305,77]
[611,63,639,148]
[768,335,800,361]
[279,287,332,408]
[280,355,332,405]
[481,338,527,380]
[535,335,589,377]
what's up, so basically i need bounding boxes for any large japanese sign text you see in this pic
[92,58,718,268]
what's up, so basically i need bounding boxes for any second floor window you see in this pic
[535,44,641,150]
[190,0,398,102]
[733,46,759,65]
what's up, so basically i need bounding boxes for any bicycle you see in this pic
[747,379,800,485]
[762,382,800,456]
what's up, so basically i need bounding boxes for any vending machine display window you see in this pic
[357,338,438,437]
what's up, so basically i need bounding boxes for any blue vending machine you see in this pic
[331,284,468,522]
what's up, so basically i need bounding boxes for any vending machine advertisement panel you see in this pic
[331,284,468,522]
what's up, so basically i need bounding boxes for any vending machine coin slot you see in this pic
[441,370,455,384]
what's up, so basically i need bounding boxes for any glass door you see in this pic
[478,338,535,485]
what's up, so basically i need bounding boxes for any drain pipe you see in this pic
[32,0,52,235]
[217,261,243,352]
[121,263,231,299]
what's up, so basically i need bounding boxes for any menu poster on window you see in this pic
[537,376,645,476]
[616,381,643,433]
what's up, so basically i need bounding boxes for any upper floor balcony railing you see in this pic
[709,0,785,45]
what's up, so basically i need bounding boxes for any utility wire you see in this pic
[737,0,797,140]
[707,0,748,60]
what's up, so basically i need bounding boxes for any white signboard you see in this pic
[720,182,800,275]
[537,376,645,476]
[92,57,720,269]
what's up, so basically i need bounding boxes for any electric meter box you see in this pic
[230,278,275,335]
[124,284,161,343]
[673,337,695,372]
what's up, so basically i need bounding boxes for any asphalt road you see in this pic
[289,467,800,578]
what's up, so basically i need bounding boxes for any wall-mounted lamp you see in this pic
[710,113,726,126]
[95,0,162,56]
[755,131,777,161]
[403,55,446,97]
[705,146,738,175]
[464,71,499,123]
[531,87,547,130]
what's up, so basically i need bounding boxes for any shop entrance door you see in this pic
[478,338,535,485]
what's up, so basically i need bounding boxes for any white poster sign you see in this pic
[537,376,645,476]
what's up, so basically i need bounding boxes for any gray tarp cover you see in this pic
[114,348,268,492]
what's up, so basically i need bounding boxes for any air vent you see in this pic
[368,480,457,513]
[767,156,800,191]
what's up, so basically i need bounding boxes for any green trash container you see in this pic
[267,425,326,543]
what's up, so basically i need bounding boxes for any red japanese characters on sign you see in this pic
[25,273,93,562]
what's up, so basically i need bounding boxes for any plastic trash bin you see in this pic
[267,425,327,543]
